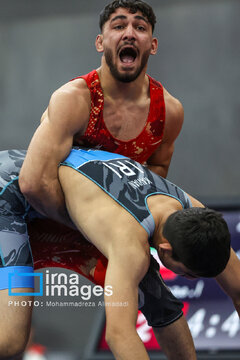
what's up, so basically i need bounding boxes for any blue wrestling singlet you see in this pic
[0,148,184,327]
[61,148,192,238]
[60,148,194,327]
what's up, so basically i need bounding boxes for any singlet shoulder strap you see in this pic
[70,70,104,137]
[70,70,99,87]
[147,75,165,125]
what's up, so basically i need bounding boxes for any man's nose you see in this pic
[122,25,136,41]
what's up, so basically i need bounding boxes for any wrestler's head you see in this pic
[99,0,156,33]
[158,208,231,278]
[96,0,158,82]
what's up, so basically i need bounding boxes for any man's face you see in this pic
[97,7,158,82]
[158,249,199,280]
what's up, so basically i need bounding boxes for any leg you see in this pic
[0,221,34,358]
[0,150,34,358]
[0,289,33,359]
[0,229,34,358]
[153,316,197,360]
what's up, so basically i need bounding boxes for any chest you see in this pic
[103,98,150,141]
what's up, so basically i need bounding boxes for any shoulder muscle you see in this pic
[47,79,91,136]
[163,88,184,143]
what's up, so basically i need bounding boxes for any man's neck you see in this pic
[148,196,182,249]
[96,65,149,101]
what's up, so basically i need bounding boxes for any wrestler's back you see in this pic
[59,165,149,258]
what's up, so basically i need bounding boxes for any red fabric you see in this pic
[72,70,165,163]
[27,344,47,355]
[28,219,105,286]
[93,255,108,287]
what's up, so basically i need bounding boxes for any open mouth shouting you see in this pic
[119,46,138,66]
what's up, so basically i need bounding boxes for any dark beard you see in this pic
[104,48,150,83]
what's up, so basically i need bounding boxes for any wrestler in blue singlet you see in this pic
[0,148,189,327]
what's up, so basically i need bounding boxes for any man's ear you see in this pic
[158,242,173,256]
[95,34,104,53]
[150,37,158,55]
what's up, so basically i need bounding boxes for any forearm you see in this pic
[216,248,240,319]
[22,178,76,230]
[104,248,150,360]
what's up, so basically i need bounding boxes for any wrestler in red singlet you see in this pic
[30,69,166,286]
[73,70,165,164]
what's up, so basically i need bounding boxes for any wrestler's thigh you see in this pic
[0,226,34,357]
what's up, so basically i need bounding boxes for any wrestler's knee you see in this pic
[0,330,29,359]
[0,290,33,359]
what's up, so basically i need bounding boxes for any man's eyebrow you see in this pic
[110,15,127,23]
[134,15,149,24]
[110,14,149,24]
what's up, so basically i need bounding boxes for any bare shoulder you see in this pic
[187,194,204,208]
[162,87,184,141]
[51,78,90,111]
[46,78,91,133]
[163,87,184,124]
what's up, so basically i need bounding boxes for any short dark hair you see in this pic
[99,0,156,33]
[162,208,231,277]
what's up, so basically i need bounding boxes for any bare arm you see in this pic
[104,247,150,360]
[147,92,184,178]
[60,169,151,360]
[216,248,240,317]
[19,81,90,227]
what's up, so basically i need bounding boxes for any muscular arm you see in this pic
[216,248,240,317]
[146,91,184,178]
[104,247,150,360]
[59,165,151,359]
[19,81,90,227]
